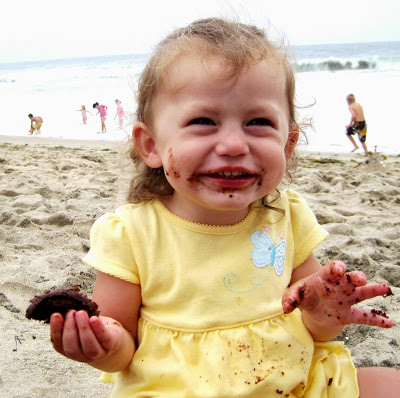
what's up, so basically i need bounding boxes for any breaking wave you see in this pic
[295,53,400,73]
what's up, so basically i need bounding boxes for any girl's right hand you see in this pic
[50,310,126,365]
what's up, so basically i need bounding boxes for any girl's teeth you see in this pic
[216,171,246,177]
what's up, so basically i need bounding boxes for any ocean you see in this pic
[1,41,399,154]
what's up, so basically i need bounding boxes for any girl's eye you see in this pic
[247,118,273,127]
[188,117,215,126]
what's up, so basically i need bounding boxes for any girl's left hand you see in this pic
[282,261,393,329]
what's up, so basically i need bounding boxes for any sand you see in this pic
[0,136,399,397]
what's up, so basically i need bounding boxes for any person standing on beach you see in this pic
[93,102,108,133]
[114,99,126,129]
[76,105,92,124]
[345,94,368,155]
[28,114,43,135]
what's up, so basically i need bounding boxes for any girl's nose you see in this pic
[215,127,250,157]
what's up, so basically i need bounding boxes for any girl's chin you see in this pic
[197,192,259,211]
[166,191,258,225]
[167,183,265,212]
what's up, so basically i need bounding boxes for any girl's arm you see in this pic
[50,271,141,372]
[284,254,393,342]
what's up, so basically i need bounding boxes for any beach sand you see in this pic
[0,136,399,397]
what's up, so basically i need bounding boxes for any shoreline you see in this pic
[2,134,398,160]
[0,134,121,149]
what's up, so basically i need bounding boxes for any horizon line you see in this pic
[1,39,399,66]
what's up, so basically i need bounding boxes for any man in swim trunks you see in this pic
[345,94,368,155]
[28,114,43,135]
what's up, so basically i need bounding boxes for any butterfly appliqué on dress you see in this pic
[223,227,286,294]
[250,229,286,276]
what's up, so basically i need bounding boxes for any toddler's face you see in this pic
[139,55,295,225]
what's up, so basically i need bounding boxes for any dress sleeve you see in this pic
[83,213,140,284]
[286,190,329,269]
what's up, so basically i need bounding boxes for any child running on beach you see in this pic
[93,102,108,133]
[28,114,43,135]
[50,18,400,397]
[76,105,93,124]
[114,99,126,129]
[346,94,369,155]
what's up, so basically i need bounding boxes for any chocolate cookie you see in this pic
[25,285,99,323]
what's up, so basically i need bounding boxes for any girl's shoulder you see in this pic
[113,201,151,220]
[281,189,309,206]
[256,189,321,230]
[258,189,309,213]
[278,189,317,219]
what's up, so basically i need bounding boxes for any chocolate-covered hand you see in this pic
[282,261,393,329]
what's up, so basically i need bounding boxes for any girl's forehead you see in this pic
[150,53,290,122]
[162,54,285,94]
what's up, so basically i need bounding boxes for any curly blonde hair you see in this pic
[128,17,300,204]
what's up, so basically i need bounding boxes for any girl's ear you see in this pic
[285,124,300,161]
[133,122,163,168]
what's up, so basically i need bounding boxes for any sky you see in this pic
[2,0,400,63]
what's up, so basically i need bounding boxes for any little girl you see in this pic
[50,19,399,397]
[114,99,126,129]
[76,105,92,124]
[93,102,108,133]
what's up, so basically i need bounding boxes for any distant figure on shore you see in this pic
[114,99,126,129]
[28,114,43,135]
[345,94,368,155]
[76,105,92,124]
[93,102,108,133]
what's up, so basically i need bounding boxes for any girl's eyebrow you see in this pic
[186,103,219,116]
[243,104,282,117]
[184,102,282,118]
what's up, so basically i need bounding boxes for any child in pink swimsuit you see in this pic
[93,102,108,133]
[76,105,92,124]
[114,99,126,128]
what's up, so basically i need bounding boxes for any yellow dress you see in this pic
[83,190,359,397]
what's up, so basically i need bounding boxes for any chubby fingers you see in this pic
[319,261,347,281]
[59,310,87,362]
[74,310,109,361]
[350,307,393,329]
[282,281,308,314]
[89,316,122,353]
[347,283,393,305]
[319,261,367,288]
[50,312,65,355]
[282,261,351,314]
[50,310,110,363]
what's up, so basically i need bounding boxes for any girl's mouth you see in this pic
[213,171,253,179]
[202,169,257,188]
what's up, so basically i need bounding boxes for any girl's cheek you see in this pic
[164,149,181,179]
